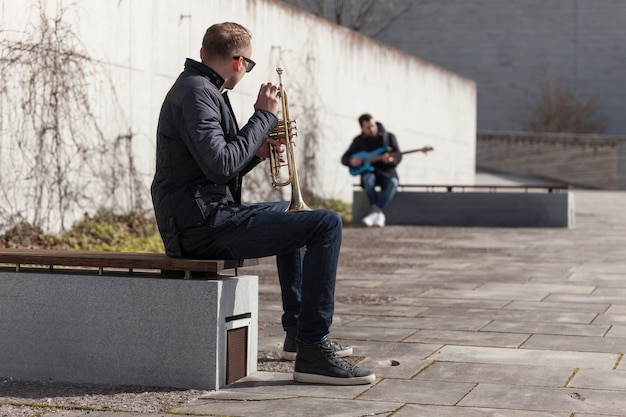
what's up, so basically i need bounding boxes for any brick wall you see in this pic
[372,0,626,135]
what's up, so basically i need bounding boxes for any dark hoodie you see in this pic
[340,122,402,181]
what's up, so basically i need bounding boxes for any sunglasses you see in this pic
[233,55,256,73]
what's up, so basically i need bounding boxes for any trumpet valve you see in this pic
[270,119,297,139]
[288,119,297,137]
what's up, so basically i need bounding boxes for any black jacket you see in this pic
[151,59,278,257]
[341,122,401,180]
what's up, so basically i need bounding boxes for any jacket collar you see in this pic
[184,58,225,90]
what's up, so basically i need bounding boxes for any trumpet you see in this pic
[268,68,311,212]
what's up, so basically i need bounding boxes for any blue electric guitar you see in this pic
[349,146,434,176]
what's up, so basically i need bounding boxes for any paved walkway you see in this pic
[33,190,626,416]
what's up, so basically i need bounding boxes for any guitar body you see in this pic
[348,145,434,176]
[349,146,389,176]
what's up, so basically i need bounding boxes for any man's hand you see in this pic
[381,153,394,163]
[254,82,280,115]
[349,157,363,167]
[256,138,285,159]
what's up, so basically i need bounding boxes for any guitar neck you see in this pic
[366,147,431,163]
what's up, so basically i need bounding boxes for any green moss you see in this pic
[306,196,353,223]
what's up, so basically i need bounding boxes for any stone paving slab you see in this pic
[479,282,597,295]
[607,304,626,314]
[593,288,626,298]
[333,303,431,317]
[544,292,626,305]
[592,313,626,325]
[482,320,610,337]
[522,334,626,353]
[606,325,626,338]
[417,287,550,301]
[321,325,417,342]
[358,356,431,379]
[571,263,626,273]
[569,272,626,287]
[458,384,626,415]
[172,372,399,417]
[421,306,598,324]
[358,378,475,405]
[431,345,620,369]
[346,315,493,331]
[569,368,626,390]
[40,413,169,417]
[391,404,571,417]
[505,300,611,313]
[394,297,511,309]
[175,396,400,417]
[414,362,574,387]
[404,329,529,348]
[336,339,441,358]
[193,371,374,399]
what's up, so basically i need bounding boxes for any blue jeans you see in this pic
[180,202,342,343]
[361,173,399,211]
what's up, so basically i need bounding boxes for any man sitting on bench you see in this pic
[150,22,374,385]
[341,113,402,228]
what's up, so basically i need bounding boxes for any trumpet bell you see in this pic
[268,68,310,212]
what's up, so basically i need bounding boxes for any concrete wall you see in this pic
[0,0,475,231]
[0,270,259,389]
[353,189,574,228]
[477,131,626,189]
[371,0,626,135]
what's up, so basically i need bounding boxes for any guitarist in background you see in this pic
[341,113,401,227]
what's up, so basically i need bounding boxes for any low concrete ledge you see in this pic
[352,185,574,228]
[0,270,258,390]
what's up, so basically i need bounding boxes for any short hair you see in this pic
[358,113,374,126]
[202,22,252,60]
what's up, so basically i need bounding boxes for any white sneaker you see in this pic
[362,212,378,227]
[374,212,386,227]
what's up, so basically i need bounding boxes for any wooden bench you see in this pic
[0,248,261,390]
[0,247,258,278]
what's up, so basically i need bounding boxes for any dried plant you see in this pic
[0,1,141,232]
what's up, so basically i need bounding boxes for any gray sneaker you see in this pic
[293,336,375,385]
[281,327,353,361]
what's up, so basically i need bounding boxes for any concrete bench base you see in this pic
[0,269,258,390]
[352,188,574,227]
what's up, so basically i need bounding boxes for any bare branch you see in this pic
[282,0,415,39]
[519,74,607,134]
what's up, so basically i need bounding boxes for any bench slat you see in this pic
[0,248,257,274]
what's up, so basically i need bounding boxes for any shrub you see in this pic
[520,75,607,134]
[0,210,164,252]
